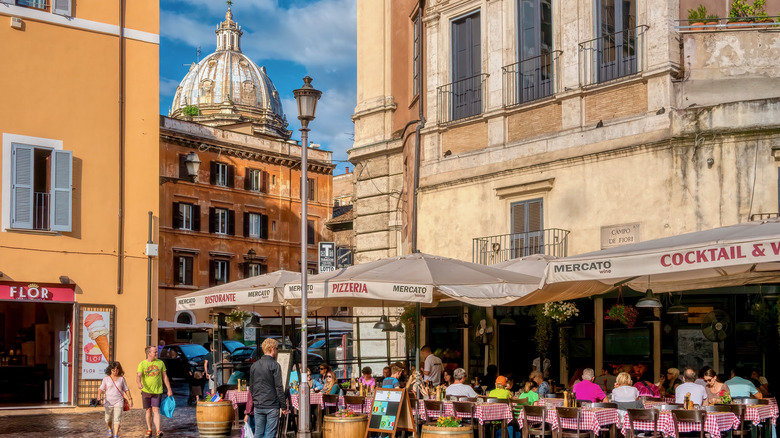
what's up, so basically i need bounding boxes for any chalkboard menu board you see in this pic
[365,388,415,437]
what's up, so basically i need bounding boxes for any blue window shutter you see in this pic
[53,0,72,16]
[11,144,34,229]
[50,150,73,232]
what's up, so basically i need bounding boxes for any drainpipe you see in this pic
[117,0,127,294]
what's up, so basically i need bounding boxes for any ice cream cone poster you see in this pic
[81,311,111,379]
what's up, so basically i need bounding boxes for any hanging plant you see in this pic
[223,310,251,328]
[533,305,553,358]
[399,305,417,346]
[543,301,579,323]
[605,304,639,328]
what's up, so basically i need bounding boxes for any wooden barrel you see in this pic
[196,400,234,437]
[421,424,473,438]
[322,414,368,438]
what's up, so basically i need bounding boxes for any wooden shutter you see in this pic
[243,212,250,237]
[172,202,182,228]
[228,209,235,235]
[452,12,481,120]
[243,262,250,278]
[227,165,235,188]
[192,205,201,231]
[208,207,216,233]
[210,162,217,184]
[50,150,73,232]
[307,220,315,245]
[178,154,188,179]
[261,214,269,239]
[53,0,72,16]
[185,257,193,285]
[528,200,543,232]
[261,171,268,193]
[10,144,34,229]
[209,260,216,286]
[173,257,181,285]
[244,168,252,190]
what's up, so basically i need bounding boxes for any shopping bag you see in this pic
[123,398,130,411]
[161,395,175,418]
[242,420,254,438]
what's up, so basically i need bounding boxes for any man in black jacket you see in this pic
[249,338,287,438]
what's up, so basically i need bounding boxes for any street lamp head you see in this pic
[184,151,201,182]
[293,76,322,127]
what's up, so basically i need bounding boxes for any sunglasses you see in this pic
[326,376,333,379]
[320,368,327,370]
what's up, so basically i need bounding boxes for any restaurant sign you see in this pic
[176,287,275,311]
[0,282,75,302]
[284,281,433,303]
[548,237,780,283]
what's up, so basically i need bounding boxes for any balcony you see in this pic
[437,73,489,124]
[472,228,570,265]
[33,192,50,231]
[502,51,562,107]
[578,25,649,86]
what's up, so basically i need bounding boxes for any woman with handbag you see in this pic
[98,361,133,437]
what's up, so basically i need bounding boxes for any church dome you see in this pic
[170,8,291,139]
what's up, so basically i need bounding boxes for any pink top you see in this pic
[573,380,606,403]
[359,376,376,388]
[634,380,661,397]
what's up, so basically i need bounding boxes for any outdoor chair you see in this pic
[556,407,594,438]
[522,405,552,438]
[590,402,618,409]
[616,401,644,411]
[423,400,444,423]
[322,394,340,415]
[671,409,707,438]
[343,395,367,413]
[452,401,478,433]
[448,395,459,401]
[704,405,732,412]
[626,408,662,438]
[728,403,753,438]
[408,392,420,425]
[465,397,478,402]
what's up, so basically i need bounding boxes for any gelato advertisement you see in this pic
[81,311,111,379]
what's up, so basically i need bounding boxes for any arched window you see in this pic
[176,311,194,325]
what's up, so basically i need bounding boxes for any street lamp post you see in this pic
[293,76,321,438]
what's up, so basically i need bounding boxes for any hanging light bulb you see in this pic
[374,315,393,331]
[499,316,516,326]
[636,289,662,308]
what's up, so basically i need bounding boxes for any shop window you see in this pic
[210,259,229,286]
[172,202,199,231]
[244,212,268,239]
[210,161,234,187]
[209,207,234,235]
[174,255,194,286]
[8,142,72,232]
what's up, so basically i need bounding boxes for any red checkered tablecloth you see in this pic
[515,410,553,429]
[291,393,323,410]
[290,394,372,413]
[546,408,620,434]
[225,390,250,410]
[621,411,739,437]
[416,401,513,424]
[745,405,779,425]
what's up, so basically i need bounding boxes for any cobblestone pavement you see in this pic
[0,382,244,438]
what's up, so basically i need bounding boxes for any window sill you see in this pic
[173,284,198,289]
[4,227,60,236]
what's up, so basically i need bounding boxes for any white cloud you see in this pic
[162,0,356,68]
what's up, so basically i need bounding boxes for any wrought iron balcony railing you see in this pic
[578,25,649,86]
[33,192,50,231]
[502,51,563,107]
[437,73,489,124]
[472,228,570,265]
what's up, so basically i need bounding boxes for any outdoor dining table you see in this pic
[416,400,513,438]
[290,393,373,412]
[517,407,620,438]
[620,410,739,437]
[225,390,251,427]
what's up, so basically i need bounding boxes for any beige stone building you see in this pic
[351,0,780,378]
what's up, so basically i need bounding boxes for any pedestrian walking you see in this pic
[203,342,216,394]
[249,338,288,438]
[98,361,132,437]
[136,345,173,437]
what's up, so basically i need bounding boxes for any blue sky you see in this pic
[159,0,356,174]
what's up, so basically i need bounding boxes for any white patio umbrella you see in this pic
[545,217,780,293]
[283,252,544,307]
[175,269,299,311]
[491,254,614,305]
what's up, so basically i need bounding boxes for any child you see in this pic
[382,365,403,388]
[489,376,512,399]
[358,367,376,390]
[517,380,539,404]
[188,369,206,405]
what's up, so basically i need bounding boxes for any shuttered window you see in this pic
[10,143,72,232]
[210,260,229,286]
[511,198,543,257]
[209,207,233,235]
[52,0,72,16]
[174,256,194,286]
[307,219,316,245]
[451,11,482,120]
[210,162,234,187]
[243,212,268,239]
[246,263,267,278]
[172,202,199,231]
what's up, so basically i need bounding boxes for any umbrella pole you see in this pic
[281,305,286,347]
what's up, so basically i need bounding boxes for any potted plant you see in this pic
[605,304,639,328]
[687,5,708,30]
[728,0,754,28]
[421,416,472,438]
[751,0,775,26]
[705,14,721,26]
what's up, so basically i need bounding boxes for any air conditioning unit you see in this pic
[11,17,23,30]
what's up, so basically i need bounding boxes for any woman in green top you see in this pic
[517,380,539,404]
[323,371,340,395]
[488,376,513,399]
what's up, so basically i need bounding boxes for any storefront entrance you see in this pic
[0,284,75,408]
